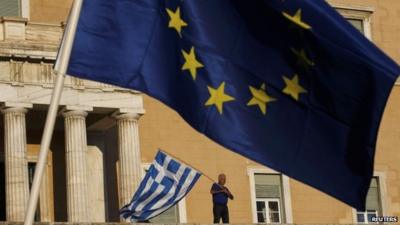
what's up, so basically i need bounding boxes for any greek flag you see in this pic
[120,150,201,221]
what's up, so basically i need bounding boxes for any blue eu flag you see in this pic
[67,0,399,210]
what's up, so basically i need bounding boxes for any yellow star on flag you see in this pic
[282,75,307,101]
[205,82,235,114]
[166,7,187,36]
[291,48,315,68]
[182,47,204,80]
[282,9,311,30]
[247,83,276,115]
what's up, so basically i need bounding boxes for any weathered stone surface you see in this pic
[63,110,90,222]
[87,146,106,222]
[0,17,144,117]
[1,107,30,221]
[114,112,142,211]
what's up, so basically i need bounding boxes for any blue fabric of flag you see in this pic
[119,150,201,221]
[67,0,400,210]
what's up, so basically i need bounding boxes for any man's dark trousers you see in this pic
[213,204,229,223]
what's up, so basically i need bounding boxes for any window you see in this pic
[256,199,281,223]
[253,173,285,223]
[332,4,373,39]
[249,168,293,223]
[0,0,22,17]
[0,0,29,18]
[150,205,180,223]
[357,210,378,224]
[356,177,382,224]
[347,18,364,33]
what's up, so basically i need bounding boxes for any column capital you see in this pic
[112,112,143,121]
[60,105,93,118]
[1,102,32,114]
[61,110,88,118]
[63,105,93,112]
[1,107,28,115]
[112,108,145,121]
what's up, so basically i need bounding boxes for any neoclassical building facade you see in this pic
[0,17,144,222]
[0,0,399,224]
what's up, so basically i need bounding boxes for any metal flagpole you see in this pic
[23,1,83,225]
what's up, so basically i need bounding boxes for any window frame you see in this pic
[352,172,388,224]
[357,210,379,224]
[330,2,373,40]
[141,163,187,223]
[248,167,293,223]
[255,198,282,223]
[0,0,29,18]
[21,0,29,19]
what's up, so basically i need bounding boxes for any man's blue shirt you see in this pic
[211,183,229,205]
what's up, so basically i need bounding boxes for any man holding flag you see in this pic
[210,174,234,223]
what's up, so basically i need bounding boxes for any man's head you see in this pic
[218,173,226,185]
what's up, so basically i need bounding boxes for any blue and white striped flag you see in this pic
[120,150,201,221]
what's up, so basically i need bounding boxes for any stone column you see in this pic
[114,111,143,208]
[62,109,90,222]
[2,107,29,221]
